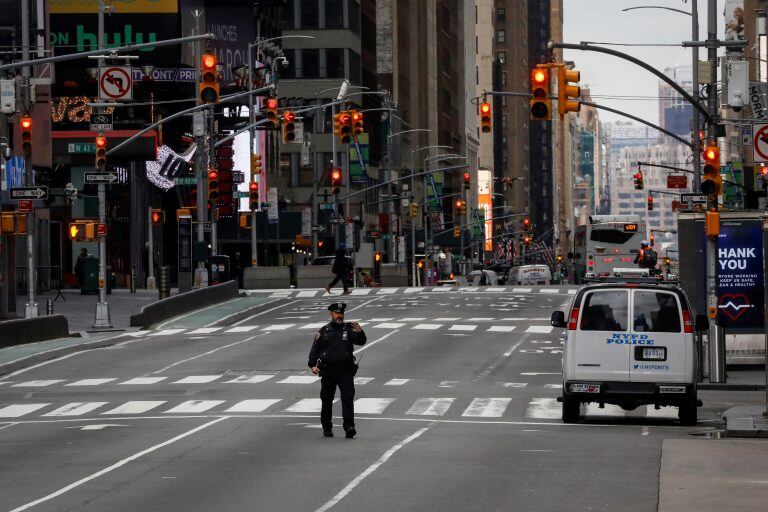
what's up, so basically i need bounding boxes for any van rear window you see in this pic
[579,291,628,331]
[632,291,681,333]
[590,229,636,244]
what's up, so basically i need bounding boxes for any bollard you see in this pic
[158,266,171,300]
[130,265,136,293]
[46,298,54,316]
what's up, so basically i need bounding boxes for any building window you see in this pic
[501,96,507,107]
[496,51,506,63]
[501,72,507,85]
[301,49,320,78]
[496,29,506,43]
[325,0,343,29]
[348,49,361,83]
[301,0,319,29]
[496,7,506,22]
[502,115,507,128]
[349,0,361,34]
[281,49,296,79]
[326,48,345,78]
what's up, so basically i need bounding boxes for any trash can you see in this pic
[81,256,99,294]
[107,265,115,295]
[208,255,231,285]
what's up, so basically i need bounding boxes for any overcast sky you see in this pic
[563,0,726,126]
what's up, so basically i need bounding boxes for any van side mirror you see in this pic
[551,310,567,328]
[695,314,709,332]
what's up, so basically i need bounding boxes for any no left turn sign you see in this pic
[753,123,768,163]
[99,66,133,101]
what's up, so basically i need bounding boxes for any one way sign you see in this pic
[84,172,119,184]
[10,187,47,200]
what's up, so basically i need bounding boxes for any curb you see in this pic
[0,315,69,348]
[0,334,126,377]
[130,280,239,329]
[699,383,766,391]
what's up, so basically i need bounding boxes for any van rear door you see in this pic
[629,289,687,382]
[574,289,630,381]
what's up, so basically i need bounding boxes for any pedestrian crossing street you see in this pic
[0,396,681,422]
[252,286,578,299]
[0,374,561,390]
[131,319,556,337]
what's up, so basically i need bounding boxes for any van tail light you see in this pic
[568,307,579,330]
[682,310,693,333]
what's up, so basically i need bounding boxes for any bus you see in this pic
[573,215,647,283]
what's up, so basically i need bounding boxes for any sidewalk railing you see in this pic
[15,266,61,293]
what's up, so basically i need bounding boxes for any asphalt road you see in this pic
[0,287,754,512]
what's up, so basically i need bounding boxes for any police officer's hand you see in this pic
[311,366,320,375]
[350,322,362,333]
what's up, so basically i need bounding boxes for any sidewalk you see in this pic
[13,288,163,332]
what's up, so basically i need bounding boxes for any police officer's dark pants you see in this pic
[320,369,355,432]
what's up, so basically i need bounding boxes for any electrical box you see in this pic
[726,59,748,109]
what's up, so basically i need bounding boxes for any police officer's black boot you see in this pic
[345,427,356,439]
[323,430,333,438]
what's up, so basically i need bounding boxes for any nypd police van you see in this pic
[550,282,708,425]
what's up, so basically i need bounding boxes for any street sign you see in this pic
[99,66,133,101]
[10,187,47,200]
[311,225,326,232]
[89,112,113,132]
[0,79,15,114]
[68,143,96,154]
[753,122,768,163]
[680,193,708,204]
[174,177,197,186]
[97,223,107,236]
[232,171,244,184]
[330,218,345,224]
[202,221,212,232]
[236,191,249,199]
[667,174,688,189]
[750,82,768,120]
[84,172,118,184]
[370,230,380,239]
[319,203,335,211]
[17,200,33,213]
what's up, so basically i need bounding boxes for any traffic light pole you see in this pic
[21,0,37,318]
[247,43,258,267]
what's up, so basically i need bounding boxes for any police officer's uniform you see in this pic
[308,303,367,437]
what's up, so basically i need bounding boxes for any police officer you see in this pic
[308,302,367,438]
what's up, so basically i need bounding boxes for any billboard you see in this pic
[716,219,764,331]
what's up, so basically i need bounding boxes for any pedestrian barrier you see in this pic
[0,314,69,348]
[15,265,61,292]
[129,279,239,329]
[296,265,335,288]
[243,266,290,289]
[379,263,408,287]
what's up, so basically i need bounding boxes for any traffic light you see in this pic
[151,209,165,224]
[557,254,563,263]
[265,98,279,128]
[530,67,551,120]
[409,203,419,219]
[647,194,654,211]
[68,220,96,241]
[453,227,460,238]
[480,102,492,133]
[249,181,259,210]
[523,235,533,247]
[95,135,107,170]
[351,110,364,138]
[664,255,671,266]
[463,172,471,190]
[330,167,342,195]
[455,199,463,211]
[458,200,467,215]
[20,116,32,156]
[557,65,581,116]
[334,110,352,143]
[523,218,531,231]
[701,144,722,198]
[282,110,296,143]
[760,165,768,189]
[251,154,262,175]
[633,171,644,190]
[649,233,655,246]
[374,251,382,262]
[199,52,219,104]
[207,168,219,204]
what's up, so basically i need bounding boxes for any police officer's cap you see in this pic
[328,302,347,313]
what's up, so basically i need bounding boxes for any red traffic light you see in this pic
[634,172,642,180]
[704,145,719,162]
[455,199,463,208]
[331,169,342,181]
[208,170,218,180]
[532,69,547,84]
[202,53,216,70]
[761,165,768,176]
[95,136,106,148]
[249,182,258,192]
[266,98,278,110]
[480,102,491,114]
[284,111,295,122]
[20,117,32,130]
[463,172,471,181]
[351,111,362,121]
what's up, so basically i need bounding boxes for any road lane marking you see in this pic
[43,402,108,417]
[525,326,553,334]
[296,291,318,297]
[224,374,275,384]
[151,334,265,374]
[149,329,186,336]
[261,323,295,331]
[354,377,374,385]
[285,399,335,413]
[8,416,228,512]
[375,288,397,294]
[232,299,301,326]
[397,317,426,321]
[468,317,495,321]
[11,380,65,387]
[384,378,410,386]
[371,322,405,329]
[462,398,512,418]
[406,398,455,416]
[119,377,167,385]
[0,404,50,418]
[313,426,430,512]
[487,325,516,332]
[156,297,244,329]
[353,330,398,355]
[448,324,476,331]
[277,376,319,384]
[65,378,117,386]
[102,401,166,415]
[225,326,259,333]
[411,323,442,330]
[512,288,532,293]
[300,322,328,329]
[539,289,559,294]
[350,289,371,295]
[187,327,222,335]
[173,375,221,384]
[525,398,561,419]
[163,400,225,414]
[346,296,384,313]
[225,399,281,413]
[354,398,396,414]
[367,318,394,321]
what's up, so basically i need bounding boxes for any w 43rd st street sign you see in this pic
[85,173,119,184]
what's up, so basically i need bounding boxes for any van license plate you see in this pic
[569,383,600,393]
[642,347,666,360]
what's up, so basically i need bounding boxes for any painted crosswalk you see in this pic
[252,286,578,299]
[0,397,685,422]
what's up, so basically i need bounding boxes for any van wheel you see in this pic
[562,396,580,423]
[678,401,697,426]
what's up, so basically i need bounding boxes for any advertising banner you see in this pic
[349,134,369,184]
[50,0,178,13]
[205,2,255,85]
[716,219,764,331]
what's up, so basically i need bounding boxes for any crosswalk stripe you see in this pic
[285,398,336,413]
[468,317,495,321]
[261,324,295,331]
[368,318,394,321]
[102,401,166,415]
[404,287,424,293]
[300,322,327,329]
[462,398,512,418]
[164,400,225,414]
[398,317,426,321]
[354,377,374,385]
[119,377,167,385]
[525,398,561,419]
[350,289,371,295]
[224,374,275,384]
[384,378,410,386]
[0,404,50,418]
[12,380,65,387]
[486,287,506,292]
[276,375,319,384]
[375,288,397,294]
[434,317,457,321]
[501,382,528,388]
[226,326,259,333]
[543,384,563,389]
[449,324,476,331]
[173,375,222,384]
[568,289,577,295]
[487,325,516,332]
[525,325,554,334]
[187,327,222,335]
[296,291,318,297]
[412,323,442,330]
[43,402,108,417]
[149,329,186,336]
[512,288,532,293]
[406,398,455,416]
[65,378,118,386]
[372,322,405,329]
[225,399,281,413]
[355,398,396,414]
[540,289,559,294]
